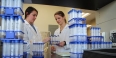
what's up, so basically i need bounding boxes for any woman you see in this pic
[23,6,50,55]
[51,11,70,54]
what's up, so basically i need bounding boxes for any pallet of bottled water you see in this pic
[87,26,112,49]
[50,35,60,45]
[2,40,24,58]
[0,15,24,40]
[70,42,87,58]
[0,0,24,15]
[69,24,87,36]
[68,8,88,58]
[32,42,44,58]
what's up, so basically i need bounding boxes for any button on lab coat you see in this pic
[54,24,70,53]
[23,20,43,54]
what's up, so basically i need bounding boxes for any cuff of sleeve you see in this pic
[64,41,66,46]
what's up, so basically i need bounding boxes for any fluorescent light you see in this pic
[82,13,91,18]
[87,25,92,27]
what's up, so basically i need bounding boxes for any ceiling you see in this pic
[24,0,115,10]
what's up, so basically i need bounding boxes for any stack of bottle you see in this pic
[23,42,28,58]
[68,9,87,58]
[50,35,60,45]
[87,27,112,49]
[32,42,44,58]
[1,0,23,15]
[0,0,25,58]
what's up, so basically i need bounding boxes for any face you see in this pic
[54,15,65,25]
[26,10,38,24]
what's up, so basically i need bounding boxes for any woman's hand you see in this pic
[43,37,50,43]
[51,46,56,52]
[58,41,66,47]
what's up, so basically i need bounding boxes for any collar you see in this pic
[59,24,69,29]
[24,20,30,25]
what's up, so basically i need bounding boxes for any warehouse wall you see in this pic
[23,4,68,32]
[96,1,116,42]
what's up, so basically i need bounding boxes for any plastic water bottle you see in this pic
[14,17,18,31]
[7,0,11,7]
[33,43,35,56]
[93,27,95,36]
[98,42,101,49]
[98,28,101,36]
[83,42,87,50]
[3,40,6,57]
[95,27,97,36]
[78,25,80,35]
[71,9,74,18]
[83,25,86,35]
[9,0,12,7]
[81,25,83,35]
[75,11,78,18]
[70,44,73,53]
[1,16,6,38]
[15,40,19,57]
[6,40,11,57]
[11,41,15,58]
[13,0,16,7]
[73,43,78,53]
[6,17,10,31]
[78,10,82,18]
[14,17,17,31]
[72,9,76,18]
[18,0,22,7]
[82,25,84,35]
[91,42,95,49]
[1,0,6,7]
[1,0,6,14]
[20,40,23,56]
[17,16,22,31]
[81,25,84,35]
[97,27,99,36]
[10,16,14,31]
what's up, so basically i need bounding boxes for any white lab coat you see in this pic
[23,20,43,54]
[54,24,70,53]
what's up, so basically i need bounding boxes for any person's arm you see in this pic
[23,24,30,53]
[63,29,70,50]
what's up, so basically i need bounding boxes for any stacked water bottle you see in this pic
[50,35,60,45]
[88,27,112,49]
[68,9,87,58]
[0,0,24,58]
[32,42,44,58]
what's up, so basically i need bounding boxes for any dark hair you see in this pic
[54,11,67,23]
[25,6,38,19]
